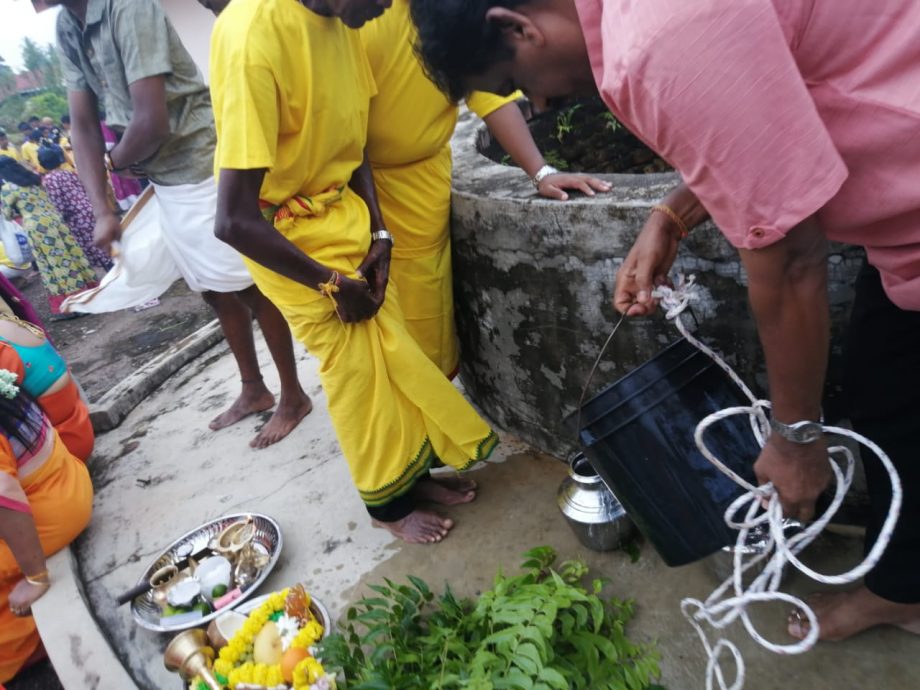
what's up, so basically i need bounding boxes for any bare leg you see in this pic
[788,588,920,641]
[237,285,312,448]
[411,474,477,506]
[372,512,455,544]
[201,290,275,431]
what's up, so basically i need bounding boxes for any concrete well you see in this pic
[449,110,864,458]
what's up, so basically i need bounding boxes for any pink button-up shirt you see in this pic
[576,0,920,310]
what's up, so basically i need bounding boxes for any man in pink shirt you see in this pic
[411,0,920,641]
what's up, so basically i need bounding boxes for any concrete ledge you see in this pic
[89,319,225,432]
[33,550,140,690]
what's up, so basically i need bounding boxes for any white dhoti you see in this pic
[62,177,252,314]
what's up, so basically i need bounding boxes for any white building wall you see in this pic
[160,0,216,82]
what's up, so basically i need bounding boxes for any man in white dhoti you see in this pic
[43,0,313,449]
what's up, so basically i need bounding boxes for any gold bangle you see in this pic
[652,204,690,240]
[25,569,50,587]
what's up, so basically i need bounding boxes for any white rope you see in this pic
[650,275,903,690]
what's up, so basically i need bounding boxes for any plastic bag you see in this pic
[0,216,33,266]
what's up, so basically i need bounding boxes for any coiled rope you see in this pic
[646,275,903,690]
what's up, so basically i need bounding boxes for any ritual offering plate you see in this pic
[174,585,335,690]
[130,513,283,633]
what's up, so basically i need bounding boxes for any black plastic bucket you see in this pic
[567,338,759,567]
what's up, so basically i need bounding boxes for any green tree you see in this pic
[22,36,48,79]
[0,55,15,97]
[43,44,62,89]
[24,90,68,123]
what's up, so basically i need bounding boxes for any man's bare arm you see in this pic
[108,75,171,171]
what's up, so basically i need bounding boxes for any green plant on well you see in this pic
[542,149,570,172]
[602,112,622,133]
[554,104,582,143]
[320,547,663,690]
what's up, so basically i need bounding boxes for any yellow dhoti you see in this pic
[372,146,458,376]
[252,187,496,508]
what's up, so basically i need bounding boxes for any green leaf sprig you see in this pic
[320,547,662,690]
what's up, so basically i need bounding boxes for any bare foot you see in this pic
[250,391,313,449]
[411,475,477,506]
[788,587,920,641]
[209,382,275,431]
[372,510,455,544]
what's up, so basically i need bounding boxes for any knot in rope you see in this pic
[652,273,698,319]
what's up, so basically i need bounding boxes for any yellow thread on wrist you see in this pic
[652,204,690,240]
[318,271,340,298]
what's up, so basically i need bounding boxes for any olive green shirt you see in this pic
[56,0,215,186]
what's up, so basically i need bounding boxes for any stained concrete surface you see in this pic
[64,328,918,690]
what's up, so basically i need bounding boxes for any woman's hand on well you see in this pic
[753,434,832,521]
[538,173,611,201]
[9,577,50,617]
[613,212,681,315]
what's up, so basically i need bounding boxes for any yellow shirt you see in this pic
[0,144,21,163]
[20,141,44,174]
[211,0,376,205]
[58,136,77,172]
[360,0,517,168]
[210,0,378,307]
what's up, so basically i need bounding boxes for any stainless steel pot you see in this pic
[557,453,636,552]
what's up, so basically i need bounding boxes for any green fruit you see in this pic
[163,605,189,617]
[194,602,212,616]
[211,584,228,599]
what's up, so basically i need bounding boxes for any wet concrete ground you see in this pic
[69,328,918,690]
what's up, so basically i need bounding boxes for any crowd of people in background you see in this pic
[0,112,147,318]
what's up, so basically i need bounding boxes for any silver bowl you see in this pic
[130,513,283,633]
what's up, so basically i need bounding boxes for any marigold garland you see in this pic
[190,587,332,690]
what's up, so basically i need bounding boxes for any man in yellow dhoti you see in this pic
[360,0,609,377]
[207,0,497,544]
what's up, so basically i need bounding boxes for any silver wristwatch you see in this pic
[371,229,394,245]
[532,164,559,188]
[769,418,823,444]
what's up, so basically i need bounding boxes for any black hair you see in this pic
[0,156,42,187]
[17,122,30,132]
[38,145,65,172]
[28,129,42,142]
[410,0,526,103]
[0,380,44,453]
[60,114,70,125]
[27,116,40,124]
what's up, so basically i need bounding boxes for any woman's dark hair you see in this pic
[28,129,42,143]
[38,145,65,172]
[0,379,44,453]
[0,156,42,187]
[410,0,526,103]
[60,114,70,126]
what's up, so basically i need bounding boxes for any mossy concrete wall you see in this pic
[449,111,863,458]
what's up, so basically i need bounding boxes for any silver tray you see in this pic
[130,513,283,633]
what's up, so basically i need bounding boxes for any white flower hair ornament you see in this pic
[0,369,20,400]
